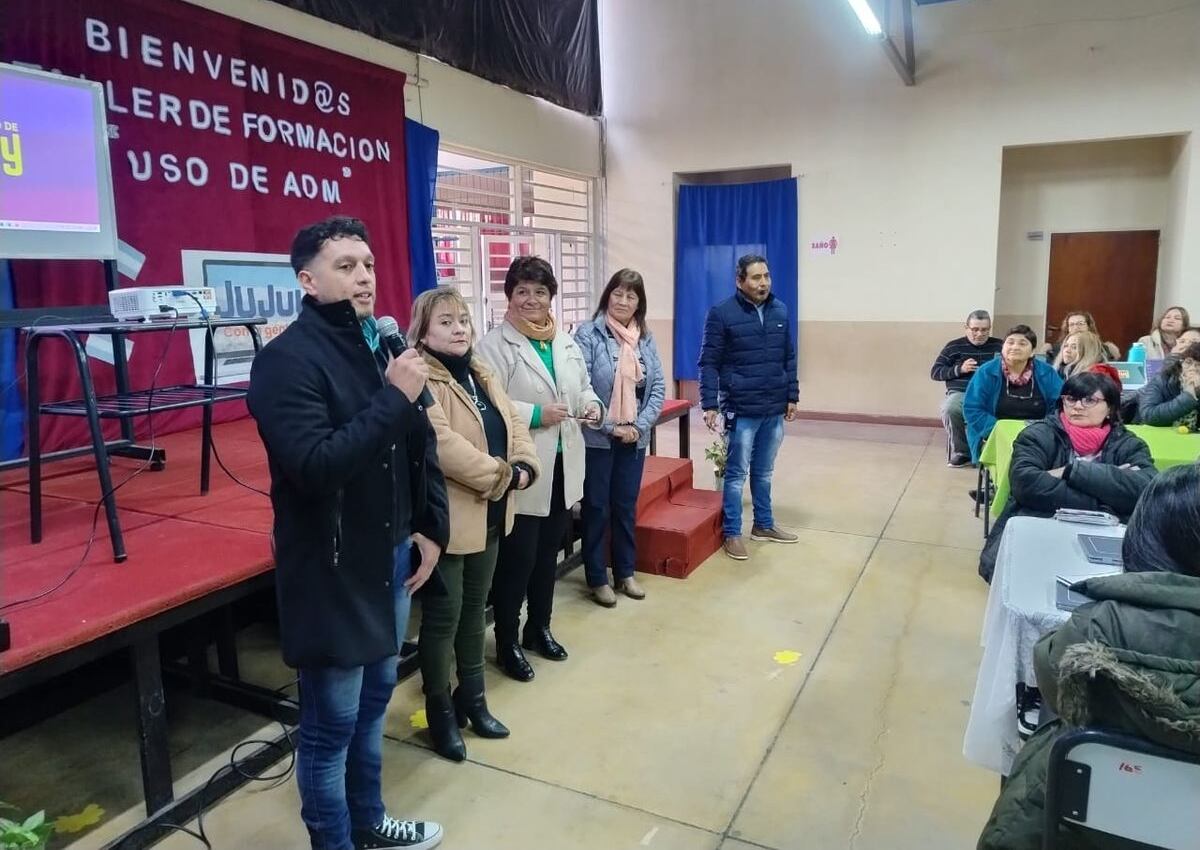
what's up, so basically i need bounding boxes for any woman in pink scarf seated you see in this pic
[574,270,666,607]
[978,368,1156,583]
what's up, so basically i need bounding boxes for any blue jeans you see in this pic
[582,443,647,587]
[296,543,412,850]
[722,415,784,537]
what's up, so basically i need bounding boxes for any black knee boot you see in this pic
[453,673,510,738]
[425,689,466,762]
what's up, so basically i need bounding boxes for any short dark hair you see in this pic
[504,256,558,300]
[1058,371,1122,425]
[593,268,648,335]
[1122,465,1200,576]
[290,216,370,274]
[967,310,991,324]
[736,254,768,280]
[1005,324,1038,349]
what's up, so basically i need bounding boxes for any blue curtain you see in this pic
[673,178,798,381]
[405,118,441,297]
[1,260,23,460]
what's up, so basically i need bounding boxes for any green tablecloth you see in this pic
[980,421,1200,518]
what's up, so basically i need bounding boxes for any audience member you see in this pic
[248,217,448,850]
[1045,310,1120,361]
[1051,330,1103,380]
[476,256,603,682]
[930,310,1003,467]
[575,269,665,606]
[1135,340,1200,429]
[977,464,1200,850]
[699,253,799,561]
[963,325,1063,463]
[977,371,1154,581]
[1168,326,1200,357]
[409,287,540,761]
[1135,305,1190,359]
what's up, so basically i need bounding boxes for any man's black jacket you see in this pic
[248,296,449,669]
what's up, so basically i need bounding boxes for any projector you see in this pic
[109,286,218,322]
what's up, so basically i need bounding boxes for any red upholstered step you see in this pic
[634,496,722,579]
[632,456,722,579]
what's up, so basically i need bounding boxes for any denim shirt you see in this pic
[573,318,666,450]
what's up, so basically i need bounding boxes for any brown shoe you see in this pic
[591,584,618,607]
[723,536,749,560]
[750,526,799,544]
[618,576,646,599]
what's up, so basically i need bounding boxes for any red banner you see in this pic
[4,0,410,451]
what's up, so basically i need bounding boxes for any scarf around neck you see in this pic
[605,314,644,425]
[1004,360,1034,386]
[1059,411,1111,457]
[505,307,556,342]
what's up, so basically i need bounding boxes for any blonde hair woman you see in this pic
[475,256,604,682]
[1052,330,1104,379]
[408,286,541,761]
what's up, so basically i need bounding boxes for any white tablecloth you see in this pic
[962,516,1125,774]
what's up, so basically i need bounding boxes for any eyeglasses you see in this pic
[1062,395,1104,409]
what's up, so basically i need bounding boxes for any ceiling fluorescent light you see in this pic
[846,0,884,37]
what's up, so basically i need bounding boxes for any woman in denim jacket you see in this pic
[574,269,666,607]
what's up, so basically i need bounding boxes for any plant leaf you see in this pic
[19,813,43,831]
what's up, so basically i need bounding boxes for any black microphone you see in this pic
[376,315,434,408]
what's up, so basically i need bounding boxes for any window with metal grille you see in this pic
[432,149,596,335]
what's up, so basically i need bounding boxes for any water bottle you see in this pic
[1128,342,1146,364]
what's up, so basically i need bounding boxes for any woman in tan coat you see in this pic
[409,286,540,762]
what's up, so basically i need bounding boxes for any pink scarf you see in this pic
[1059,411,1111,457]
[605,314,643,425]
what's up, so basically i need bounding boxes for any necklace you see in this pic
[466,374,487,411]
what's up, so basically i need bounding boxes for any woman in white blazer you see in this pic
[476,256,603,682]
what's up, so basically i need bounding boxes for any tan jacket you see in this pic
[423,352,540,555]
[476,320,603,517]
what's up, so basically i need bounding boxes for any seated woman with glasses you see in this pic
[1135,340,1200,430]
[977,369,1155,582]
[963,324,1064,464]
[978,464,1200,850]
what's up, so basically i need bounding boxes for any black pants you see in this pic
[491,455,569,643]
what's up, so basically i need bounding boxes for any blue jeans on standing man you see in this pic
[722,414,785,538]
[296,541,413,850]
[582,442,647,587]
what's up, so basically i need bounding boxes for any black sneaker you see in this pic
[947,453,972,468]
[352,815,443,849]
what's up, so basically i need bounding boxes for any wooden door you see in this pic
[1046,231,1159,355]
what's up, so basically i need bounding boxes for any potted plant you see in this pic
[0,803,54,849]
[705,436,728,487]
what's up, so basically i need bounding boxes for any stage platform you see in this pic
[1,418,275,678]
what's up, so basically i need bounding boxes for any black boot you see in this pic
[424,690,466,762]
[453,673,510,738]
[522,625,568,661]
[496,639,535,682]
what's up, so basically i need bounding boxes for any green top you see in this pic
[360,316,380,353]
[527,336,557,429]
[980,419,1200,517]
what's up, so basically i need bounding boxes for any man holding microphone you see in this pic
[249,216,449,850]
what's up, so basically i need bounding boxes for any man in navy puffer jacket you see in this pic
[699,254,799,560]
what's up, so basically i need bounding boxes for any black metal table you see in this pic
[23,317,265,561]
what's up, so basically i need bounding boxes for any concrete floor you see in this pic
[1,420,1001,849]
